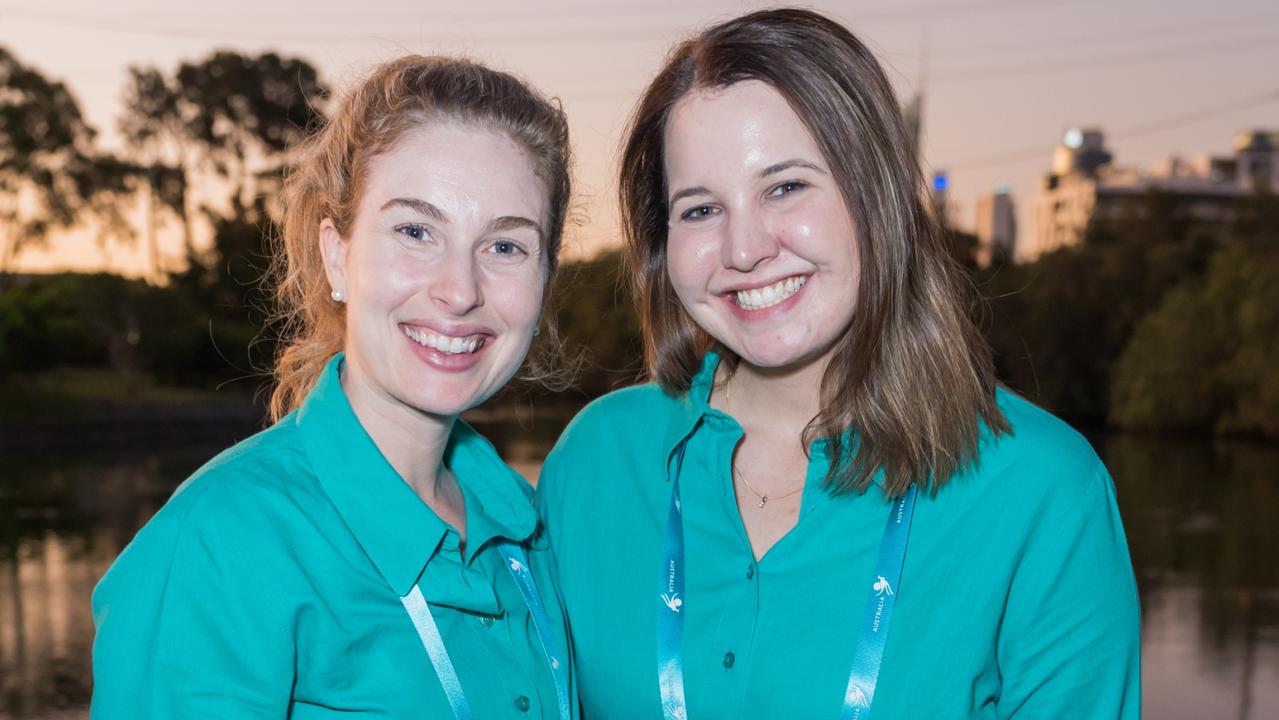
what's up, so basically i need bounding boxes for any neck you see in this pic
[340,361,454,500]
[714,352,828,440]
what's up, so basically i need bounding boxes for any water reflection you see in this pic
[1100,435,1279,719]
[1,431,1276,718]
[1,446,218,720]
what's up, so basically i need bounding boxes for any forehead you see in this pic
[663,80,824,179]
[360,120,549,223]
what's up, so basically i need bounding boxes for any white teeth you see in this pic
[401,325,484,355]
[734,276,806,310]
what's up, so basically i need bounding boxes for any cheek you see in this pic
[487,269,544,329]
[665,234,718,296]
[352,264,417,323]
[348,238,406,295]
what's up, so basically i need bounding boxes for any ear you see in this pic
[319,218,349,298]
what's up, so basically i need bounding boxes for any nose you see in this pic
[720,211,780,272]
[429,248,483,314]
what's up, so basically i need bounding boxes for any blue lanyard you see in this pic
[657,442,918,719]
[400,540,571,720]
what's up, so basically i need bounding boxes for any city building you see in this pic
[1027,128,1277,262]
[975,184,1016,267]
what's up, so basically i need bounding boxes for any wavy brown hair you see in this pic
[620,8,1008,497]
[268,55,573,421]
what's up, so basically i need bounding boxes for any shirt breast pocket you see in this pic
[292,605,428,714]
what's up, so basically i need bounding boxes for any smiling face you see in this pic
[663,80,861,374]
[321,121,548,421]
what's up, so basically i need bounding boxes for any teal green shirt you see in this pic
[92,354,574,719]
[536,353,1140,719]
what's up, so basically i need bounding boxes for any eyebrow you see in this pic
[380,197,446,220]
[760,159,827,177]
[381,198,543,241]
[667,159,828,209]
[668,185,711,208]
[486,215,545,242]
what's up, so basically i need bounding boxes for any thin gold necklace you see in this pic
[734,464,804,509]
[723,376,805,508]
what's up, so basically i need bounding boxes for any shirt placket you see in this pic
[688,421,760,719]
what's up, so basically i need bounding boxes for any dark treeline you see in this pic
[977,188,1279,438]
[1,45,1275,438]
[1,44,326,414]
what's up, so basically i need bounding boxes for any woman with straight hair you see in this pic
[537,8,1139,718]
[92,55,576,719]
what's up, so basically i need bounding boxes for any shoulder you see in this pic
[538,382,681,503]
[172,415,317,518]
[988,388,1102,470]
[116,417,320,570]
[93,416,324,615]
[547,382,683,460]
[963,388,1111,504]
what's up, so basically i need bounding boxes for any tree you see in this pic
[174,51,326,220]
[978,188,1216,422]
[1110,239,1279,438]
[0,46,97,277]
[550,250,643,398]
[119,66,197,275]
[120,53,326,278]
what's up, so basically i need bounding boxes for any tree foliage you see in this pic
[0,46,98,273]
[1110,192,1279,437]
[549,249,643,398]
[978,188,1217,422]
[120,51,327,276]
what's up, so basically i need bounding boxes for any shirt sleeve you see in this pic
[533,449,563,555]
[91,482,297,719]
[995,460,1142,718]
[533,447,587,719]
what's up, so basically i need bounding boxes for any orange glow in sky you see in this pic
[4,0,1277,277]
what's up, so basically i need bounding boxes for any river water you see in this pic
[1,424,1276,718]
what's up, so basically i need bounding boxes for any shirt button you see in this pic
[722,651,736,669]
[745,565,755,580]
[514,695,531,712]
[479,615,494,627]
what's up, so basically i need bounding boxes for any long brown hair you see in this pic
[619,8,1008,497]
[268,55,573,421]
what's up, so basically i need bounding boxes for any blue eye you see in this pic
[489,240,527,258]
[769,180,809,197]
[680,205,719,222]
[396,224,430,241]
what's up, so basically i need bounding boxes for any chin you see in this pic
[393,367,489,417]
[403,389,481,419]
[736,350,810,372]
[725,336,836,374]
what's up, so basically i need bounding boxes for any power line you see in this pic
[0,0,1074,45]
[950,88,1279,172]
[6,6,666,44]
[940,33,1279,83]
[0,0,1066,30]
[917,11,1279,66]
[848,0,1063,23]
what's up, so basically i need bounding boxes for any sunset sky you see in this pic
[3,0,1277,276]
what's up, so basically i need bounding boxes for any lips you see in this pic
[400,324,488,355]
[728,275,807,311]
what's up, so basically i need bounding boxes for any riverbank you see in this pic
[0,369,591,456]
[0,368,265,450]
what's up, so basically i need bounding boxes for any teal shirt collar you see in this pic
[660,350,859,494]
[659,351,721,468]
[295,354,536,597]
